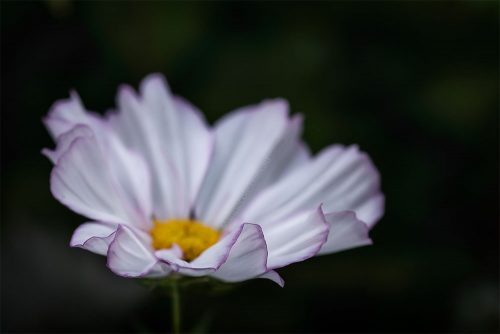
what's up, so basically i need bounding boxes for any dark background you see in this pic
[1,1,498,333]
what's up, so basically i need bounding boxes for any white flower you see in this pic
[43,74,384,287]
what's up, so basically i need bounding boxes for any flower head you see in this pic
[43,74,384,286]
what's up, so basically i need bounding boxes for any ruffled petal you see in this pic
[210,223,271,283]
[43,91,102,139]
[107,225,170,277]
[282,142,312,177]
[42,125,94,164]
[258,270,285,287]
[50,133,152,229]
[154,231,238,277]
[154,223,252,276]
[70,222,117,255]
[241,145,384,228]
[44,76,213,222]
[349,193,385,229]
[172,96,214,206]
[318,211,372,255]
[265,206,329,269]
[155,223,280,285]
[234,115,307,204]
[195,100,306,228]
[110,75,213,219]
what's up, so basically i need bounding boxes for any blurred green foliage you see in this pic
[1,1,498,333]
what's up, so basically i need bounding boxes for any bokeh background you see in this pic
[1,1,498,333]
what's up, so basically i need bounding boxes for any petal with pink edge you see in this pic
[107,225,171,277]
[318,211,373,255]
[157,223,274,282]
[70,222,117,256]
[109,75,213,220]
[265,206,329,269]
[43,91,102,139]
[196,100,307,228]
[42,125,94,164]
[258,270,285,287]
[155,224,282,286]
[241,145,384,229]
[210,224,272,283]
[51,134,152,229]
[154,226,243,277]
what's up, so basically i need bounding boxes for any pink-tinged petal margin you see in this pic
[50,132,153,230]
[110,75,213,220]
[43,91,102,139]
[70,222,117,256]
[107,225,171,278]
[42,125,94,164]
[258,270,285,287]
[265,205,329,269]
[155,223,283,286]
[195,99,291,228]
[241,145,384,230]
[210,223,276,284]
[317,211,373,255]
[51,137,130,225]
[154,226,244,277]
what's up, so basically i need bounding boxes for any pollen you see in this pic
[150,219,220,261]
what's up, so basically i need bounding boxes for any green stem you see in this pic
[171,279,181,334]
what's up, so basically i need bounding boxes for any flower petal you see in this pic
[43,91,102,139]
[154,227,241,276]
[42,125,94,164]
[70,222,117,255]
[210,223,271,283]
[350,193,385,229]
[172,95,214,206]
[156,223,278,284]
[318,211,372,255]
[233,115,306,206]
[241,145,384,228]
[258,270,285,287]
[110,75,213,219]
[107,225,170,277]
[195,100,305,228]
[50,134,152,229]
[265,206,329,269]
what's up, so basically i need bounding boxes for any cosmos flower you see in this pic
[43,74,384,287]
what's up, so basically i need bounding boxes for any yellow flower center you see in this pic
[150,219,220,261]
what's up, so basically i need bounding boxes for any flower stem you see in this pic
[171,279,181,334]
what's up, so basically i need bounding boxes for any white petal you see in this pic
[107,225,170,277]
[173,96,214,206]
[321,150,384,228]
[210,223,270,283]
[154,223,253,277]
[195,100,305,228]
[351,193,385,229]
[50,134,152,229]
[153,256,216,277]
[43,91,102,139]
[258,270,285,287]
[234,115,306,204]
[70,222,117,255]
[103,130,153,228]
[282,142,312,177]
[265,206,329,269]
[154,247,217,277]
[111,75,213,219]
[241,145,384,228]
[318,211,372,255]
[42,125,94,164]
[157,223,275,282]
